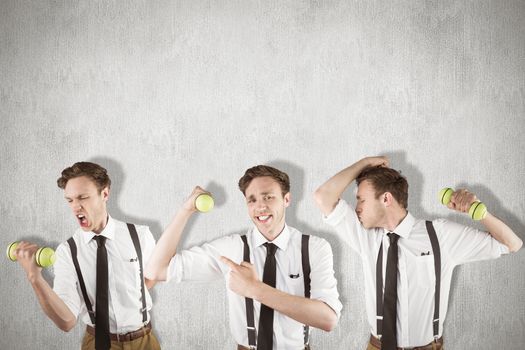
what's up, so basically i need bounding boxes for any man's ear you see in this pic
[283,192,291,208]
[383,192,394,206]
[101,187,110,202]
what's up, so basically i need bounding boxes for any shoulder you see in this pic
[203,232,244,251]
[115,219,154,239]
[428,218,466,234]
[288,226,332,251]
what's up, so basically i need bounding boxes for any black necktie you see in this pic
[382,233,400,350]
[257,242,277,350]
[94,235,110,350]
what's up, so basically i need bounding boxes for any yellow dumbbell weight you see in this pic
[195,193,214,213]
[6,242,56,267]
[439,188,487,221]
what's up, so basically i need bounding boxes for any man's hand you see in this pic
[362,156,390,169]
[14,241,42,282]
[220,256,261,299]
[182,186,210,212]
[447,189,478,214]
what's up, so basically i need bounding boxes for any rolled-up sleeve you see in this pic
[52,242,81,318]
[138,225,156,265]
[323,199,373,257]
[435,219,509,265]
[167,235,242,283]
[309,236,343,317]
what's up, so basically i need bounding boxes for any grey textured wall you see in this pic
[1,0,524,349]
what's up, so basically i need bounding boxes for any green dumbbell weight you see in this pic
[195,193,214,213]
[439,187,487,221]
[6,242,56,267]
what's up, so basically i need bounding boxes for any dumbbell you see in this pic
[195,193,214,213]
[439,188,487,221]
[6,242,56,267]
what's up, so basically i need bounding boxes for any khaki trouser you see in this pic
[237,345,311,350]
[81,331,161,350]
[366,336,443,350]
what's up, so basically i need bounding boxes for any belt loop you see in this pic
[116,332,120,343]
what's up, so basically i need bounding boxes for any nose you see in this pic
[256,203,268,212]
[70,201,81,211]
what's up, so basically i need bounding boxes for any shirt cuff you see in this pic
[322,198,349,227]
[319,297,343,319]
[166,254,183,283]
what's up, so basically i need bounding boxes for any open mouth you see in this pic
[256,215,272,223]
[77,214,89,227]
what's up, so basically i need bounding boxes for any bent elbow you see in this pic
[509,239,523,253]
[58,319,76,332]
[313,189,339,218]
[313,189,325,208]
[319,312,338,332]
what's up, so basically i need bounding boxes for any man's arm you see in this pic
[145,186,208,281]
[449,189,523,252]
[220,257,338,332]
[14,242,77,332]
[314,156,389,216]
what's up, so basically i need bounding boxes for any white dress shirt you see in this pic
[53,216,156,333]
[167,224,342,350]
[324,199,508,347]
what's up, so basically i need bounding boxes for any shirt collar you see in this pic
[383,212,415,239]
[82,215,115,244]
[252,224,291,251]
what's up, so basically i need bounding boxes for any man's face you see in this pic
[245,176,290,241]
[355,180,386,229]
[64,176,109,234]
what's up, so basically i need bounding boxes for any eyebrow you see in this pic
[64,193,89,200]
[246,191,274,199]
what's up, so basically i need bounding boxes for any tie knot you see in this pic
[264,242,277,257]
[94,235,106,248]
[387,232,399,245]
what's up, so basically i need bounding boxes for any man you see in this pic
[314,156,522,350]
[14,162,161,350]
[145,165,341,349]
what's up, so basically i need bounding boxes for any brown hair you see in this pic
[238,165,290,196]
[57,162,111,192]
[356,167,408,208]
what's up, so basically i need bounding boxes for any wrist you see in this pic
[249,280,266,301]
[178,206,196,218]
[359,157,372,169]
[27,270,43,284]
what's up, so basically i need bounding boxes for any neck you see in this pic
[93,213,109,234]
[262,223,286,242]
[384,208,408,232]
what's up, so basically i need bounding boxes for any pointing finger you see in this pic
[239,261,253,269]
[220,256,240,271]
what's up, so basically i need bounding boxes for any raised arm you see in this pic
[448,189,522,252]
[145,186,208,281]
[14,242,77,332]
[314,156,389,216]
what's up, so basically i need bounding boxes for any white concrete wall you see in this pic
[1,0,524,349]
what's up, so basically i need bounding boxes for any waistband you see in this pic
[369,335,443,350]
[86,322,152,342]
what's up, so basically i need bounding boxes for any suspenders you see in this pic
[241,235,257,348]
[241,234,311,349]
[127,223,148,324]
[375,221,442,341]
[67,223,148,326]
[68,236,96,325]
